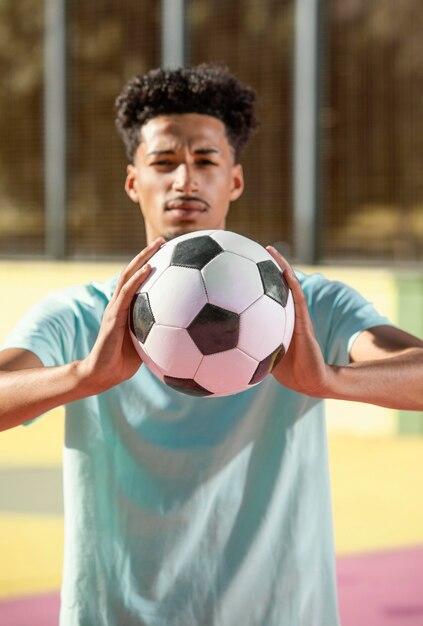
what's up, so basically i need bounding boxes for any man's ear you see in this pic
[229,164,244,201]
[125,164,140,203]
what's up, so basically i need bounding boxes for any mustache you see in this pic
[164,195,210,209]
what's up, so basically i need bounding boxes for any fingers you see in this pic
[112,237,165,303]
[126,237,165,274]
[266,245,312,332]
[116,263,153,310]
[121,236,165,283]
[266,245,299,293]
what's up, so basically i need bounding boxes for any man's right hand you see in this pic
[0,237,165,431]
[78,236,165,394]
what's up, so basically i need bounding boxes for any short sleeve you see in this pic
[298,272,393,366]
[1,292,80,368]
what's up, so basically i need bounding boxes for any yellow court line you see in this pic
[0,409,64,468]
[0,514,63,598]
[329,435,423,554]
[0,260,122,345]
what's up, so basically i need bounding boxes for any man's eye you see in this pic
[152,160,174,167]
[197,159,217,166]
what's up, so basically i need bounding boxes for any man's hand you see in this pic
[266,246,331,397]
[266,246,423,410]
[79,237,165,394]
[0,237,166,431]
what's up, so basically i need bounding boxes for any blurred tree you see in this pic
[326,0,423,260]
[0,0,44,254]
[188,0,294,251]
[0,0,421,261]
[67,0,160,256]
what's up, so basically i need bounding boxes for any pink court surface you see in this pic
[0,413,422,626]
[1,548,423,626]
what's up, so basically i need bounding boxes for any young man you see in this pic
[1,65,422,626]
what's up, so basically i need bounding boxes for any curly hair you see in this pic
[115,64,259,162]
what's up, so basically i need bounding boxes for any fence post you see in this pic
[293,0,324,263]
[161,0,186,69]
[44,0,67,259]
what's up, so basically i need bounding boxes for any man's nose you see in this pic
[172,163,198,194]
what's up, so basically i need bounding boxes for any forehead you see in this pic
[139,114,230,151]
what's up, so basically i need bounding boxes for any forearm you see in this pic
[325,348,423,410]
[0,361,92,431]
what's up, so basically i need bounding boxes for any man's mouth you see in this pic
[165,197,209,213]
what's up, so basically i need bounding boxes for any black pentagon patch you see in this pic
[257,260,289,306]
[171,236,223,270]
[188,304,239,355]
[130,292,155,344]
[163,375,213,397]
[248,344,285,385]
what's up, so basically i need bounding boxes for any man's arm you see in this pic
[266,246,423,410]
[0,237,165,432]
[0,348,89,431]
[330,325,423,410]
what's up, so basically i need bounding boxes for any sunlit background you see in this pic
[1,0,422,262]
[0,1,422,625]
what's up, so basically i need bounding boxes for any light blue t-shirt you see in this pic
[2,271,391,626]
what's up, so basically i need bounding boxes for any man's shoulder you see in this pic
[47,273,119,308]
[24,273,120,329]
[295,268,333,286]
[295,269,368,320]
[295,269,353,297]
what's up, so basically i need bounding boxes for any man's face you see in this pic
[125,113,244,243]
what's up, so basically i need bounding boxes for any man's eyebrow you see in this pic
[194,148,220,155]
[147,149,176,156]
[147,147,220,157]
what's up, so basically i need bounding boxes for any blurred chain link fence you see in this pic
[0,0,421,263]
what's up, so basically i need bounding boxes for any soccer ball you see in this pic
[129,230,295,397]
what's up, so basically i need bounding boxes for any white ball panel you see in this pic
[194,348,258,395]
[238,295,286,360]
[139,243,174,293]
[202,252,263,314]
[210,230,270,263]
[148,266,207,327]
[140,347,167,381]
[144,325,203,378]
[129,328,165,381]
[282,290,295,351]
